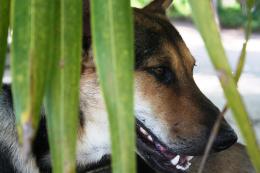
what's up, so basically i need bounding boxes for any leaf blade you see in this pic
[11,0,32,145]
[44,0,82,172]
[11,0,58,155]
[91,0,136,173]
[187,0,260,172]
[0,0,10,89]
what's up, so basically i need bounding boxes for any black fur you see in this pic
[32,116,51,172]
[134,24,162,68]
[0,85,88,173]
[0,85,18,173]
[0,143,19,173]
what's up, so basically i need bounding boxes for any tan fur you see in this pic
[78,0,254,172]
[80,66,255,172]
[135,71,206,144]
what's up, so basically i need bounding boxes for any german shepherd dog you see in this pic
[0,0,255,173]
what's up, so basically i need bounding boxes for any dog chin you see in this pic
[77,149,111,167]
[76,119,196,173]
[76,119,111,166]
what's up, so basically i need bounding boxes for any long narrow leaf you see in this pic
[234,3,253,83]
[44,0,82,172]
[11,0,56,154]
[198,4,254,172]
[91,0,136,173]
[187,0,260,172]
[11,0,32,145]
[29,0,56,129]
[44,1,62,170]
[0,0,10,89]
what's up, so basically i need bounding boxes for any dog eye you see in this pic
[147,66,175,85]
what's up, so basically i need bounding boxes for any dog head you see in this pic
[79,0,237,172]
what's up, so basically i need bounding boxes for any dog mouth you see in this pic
[136,119,194,173]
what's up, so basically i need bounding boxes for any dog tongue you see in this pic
[164,151,177,158]
[155,142,166,152]
[155,142,176,158]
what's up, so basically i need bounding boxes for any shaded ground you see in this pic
[174,21,260,143]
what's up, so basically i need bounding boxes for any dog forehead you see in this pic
[133,9,193,69]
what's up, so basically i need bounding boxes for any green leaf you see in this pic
[234,3,253,83]
[91,0,136,173]
[44,0,82,172]
[187,0,260,172]
[246,0,255,11]
[10,0,31,147]
[11,0,56,153]
[0,0,10,89]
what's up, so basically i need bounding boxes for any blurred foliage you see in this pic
[218,2,260,31]
[188,0,260,171]
[131,0,150,8]
[218,6,245,28]
[132,0,260,32]
[167,0,192,19]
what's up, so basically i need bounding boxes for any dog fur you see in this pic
[0,0,255,172]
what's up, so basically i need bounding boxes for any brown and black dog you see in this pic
[82,0,254,172]
[0,0,255,173]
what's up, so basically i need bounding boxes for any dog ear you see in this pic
[143,0,173,14]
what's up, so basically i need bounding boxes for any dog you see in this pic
[0,0,255,172]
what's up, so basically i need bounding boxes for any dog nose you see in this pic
[212,125,237,152]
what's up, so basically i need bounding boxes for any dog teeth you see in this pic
[140,127,148,135]
[176,162,191,171]
[186,156,194,161]
[147,135,153,142]
[176,165,185,170]
[170,155,180,165]
[187,162,191,168]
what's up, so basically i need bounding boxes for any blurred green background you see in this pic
[131,0,260,32]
